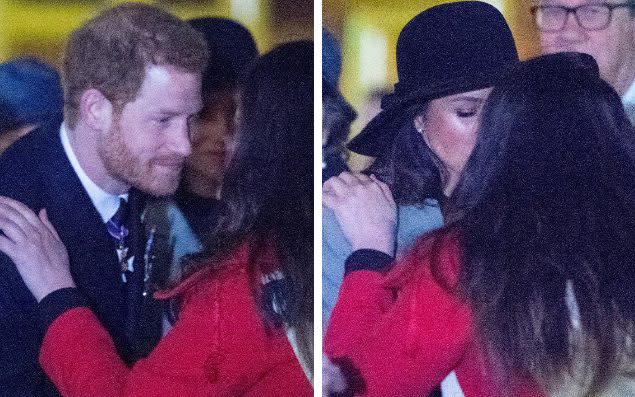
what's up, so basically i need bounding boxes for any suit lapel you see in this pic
[124,189,163,360]
[40,132,133,357]
[27,129,160,361]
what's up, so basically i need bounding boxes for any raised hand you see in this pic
[0,196,75,302]
[323,172,397,256]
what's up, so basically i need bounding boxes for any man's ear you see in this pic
[78,89,113,130]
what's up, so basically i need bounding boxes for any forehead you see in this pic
[127,64,202,113]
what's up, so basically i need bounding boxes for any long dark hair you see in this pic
[453,52,635,392]
[181,41,313,330]
[365,103,445,205]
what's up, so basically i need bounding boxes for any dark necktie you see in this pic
[106,198,132,280]
[106,194,161,362]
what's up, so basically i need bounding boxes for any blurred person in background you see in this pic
[322,79,356,182]
[0,57,63,153]
[0,40,314,396]
[532,0,635,122]
[145,17,259,291]
[181,17,258,233]
[323,28,342,95]
[322,28,356,182]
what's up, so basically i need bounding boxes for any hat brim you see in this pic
[348,72,502,157]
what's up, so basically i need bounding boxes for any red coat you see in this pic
[39,244,312,397]
[325,232,544,397]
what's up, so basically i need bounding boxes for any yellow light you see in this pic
[231,0,259,24]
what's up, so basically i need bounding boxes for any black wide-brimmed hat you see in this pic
[348,1,519,156]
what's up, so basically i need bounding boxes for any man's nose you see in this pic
[167,119,192,157]
[558,11,588,42]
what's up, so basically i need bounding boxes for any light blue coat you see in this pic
[322,201,444,327]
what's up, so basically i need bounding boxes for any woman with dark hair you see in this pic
[176,17,259,233]
[324,52,635,396]
[143,19,260,290]
[322,1,519,330]
[0,41,313,396]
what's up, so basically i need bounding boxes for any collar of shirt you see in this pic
[622,76,635,109]
[59,123,128,223]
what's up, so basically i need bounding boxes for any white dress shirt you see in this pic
[621,77,635,124]
[59,123,128,223]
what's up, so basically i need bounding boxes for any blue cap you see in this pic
[0,58,63,129]
[323,28,342,90]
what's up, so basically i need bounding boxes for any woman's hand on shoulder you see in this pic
[323,172,397,256]
[0,196,75,302]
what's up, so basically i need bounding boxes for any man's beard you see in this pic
[99,119,182,197]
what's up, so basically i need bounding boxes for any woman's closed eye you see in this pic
[456,108,478,118]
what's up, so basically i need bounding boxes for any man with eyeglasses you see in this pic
[532,0,635,121]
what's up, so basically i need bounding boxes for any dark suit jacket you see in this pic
[0,120,162,396]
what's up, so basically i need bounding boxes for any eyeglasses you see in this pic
[531,3,634,32]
